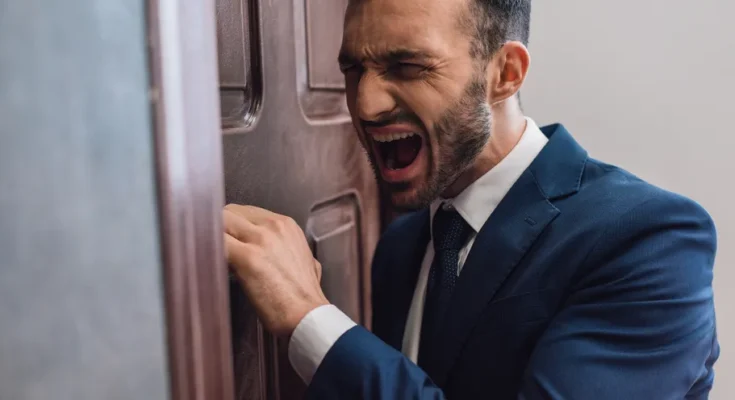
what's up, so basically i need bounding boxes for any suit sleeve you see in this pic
[305,325,446,399]
[305,216,446,400]
[519,194,719,399]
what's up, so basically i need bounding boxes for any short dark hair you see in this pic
[464,0,532,59]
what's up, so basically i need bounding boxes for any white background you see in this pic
[524,1,734,397]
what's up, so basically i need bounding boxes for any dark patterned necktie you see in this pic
[418,205,472,370]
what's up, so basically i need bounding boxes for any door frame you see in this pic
[147,0,235,399]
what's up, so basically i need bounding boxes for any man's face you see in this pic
[340,0,492,210]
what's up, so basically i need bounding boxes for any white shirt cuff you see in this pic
[287,304,357,385]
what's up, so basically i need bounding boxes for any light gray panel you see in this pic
[523,2,733,398]
[0,1,170,400]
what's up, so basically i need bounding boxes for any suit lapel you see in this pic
[380,209,430,351]
[425,124,588,386]
[424,170,559,384]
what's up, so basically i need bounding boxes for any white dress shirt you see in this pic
[288,118,549,384]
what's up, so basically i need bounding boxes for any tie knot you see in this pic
[432,206,471,252]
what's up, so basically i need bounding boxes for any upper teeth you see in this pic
[373,132,418,143]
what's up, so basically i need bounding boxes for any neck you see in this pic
[441,100,527,198]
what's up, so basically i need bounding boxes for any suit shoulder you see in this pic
[577,158,715,231]
[552,158,718,283]
[571,158,717,270]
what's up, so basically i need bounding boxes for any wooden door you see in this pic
[214,0,381,399]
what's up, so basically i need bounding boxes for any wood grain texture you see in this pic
[216,0,381,398]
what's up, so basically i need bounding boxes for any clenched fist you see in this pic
[223,204,329,337]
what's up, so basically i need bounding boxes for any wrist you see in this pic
[283,298,330,337]
[287,304,358,384]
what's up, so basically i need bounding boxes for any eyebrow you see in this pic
[338,48,433,67]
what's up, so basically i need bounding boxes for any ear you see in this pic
[485,41,531,105]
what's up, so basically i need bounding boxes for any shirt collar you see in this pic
[430,117,548,233]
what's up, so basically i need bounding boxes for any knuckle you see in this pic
[224,203,240,212]
[268,215,291,233]
[252,228,270,245]
[283,216,300,234]
[274,217,287,230]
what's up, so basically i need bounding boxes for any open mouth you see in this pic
[373,133,423,170]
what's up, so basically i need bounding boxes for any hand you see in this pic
[223,204,329,337]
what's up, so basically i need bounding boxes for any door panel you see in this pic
[306,192,366,323]
[216,0,261,131]
[305,0,349,91]
[215,0,381,398]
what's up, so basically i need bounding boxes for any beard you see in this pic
[367,74,492,211]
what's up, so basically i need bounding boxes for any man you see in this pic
[223,0,719,398]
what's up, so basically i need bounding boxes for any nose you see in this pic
[355,70,396,122]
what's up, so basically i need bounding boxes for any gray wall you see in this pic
[524,1,734,398]
[0,1,170,399]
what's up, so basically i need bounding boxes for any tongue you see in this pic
[379,135,422,170]
[395,139,419,168]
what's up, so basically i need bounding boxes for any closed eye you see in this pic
[387,63,427,80]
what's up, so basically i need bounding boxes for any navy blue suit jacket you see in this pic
[306,124,719,399]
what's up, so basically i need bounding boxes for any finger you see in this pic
[224,233,242,264]
[224,232,259,276]
[223,233,230,261]
[224,203,285,226]
[314,259,322,282]
[223,208,261,243]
